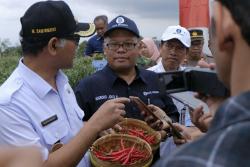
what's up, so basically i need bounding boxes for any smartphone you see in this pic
[166,120,185,139]
[129,96,159,120]
[130,96,184,139]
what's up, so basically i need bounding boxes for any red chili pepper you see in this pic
[110,148,130,156]
[120,127,157,145]
[120,139,125,150]
[92,139,150,165]
[122,143,135,165]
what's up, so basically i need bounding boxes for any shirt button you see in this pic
[16,79,22,85]
[67,89,71,94]
[55,132,59,138]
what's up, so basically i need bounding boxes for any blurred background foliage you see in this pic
[0,39,105,88]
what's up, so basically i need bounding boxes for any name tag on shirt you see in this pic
[41,115,58,127]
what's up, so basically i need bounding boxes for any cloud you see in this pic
[0,0,179,45]
[73,0,179,19]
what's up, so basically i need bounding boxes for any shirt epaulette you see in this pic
[0,76,23,104]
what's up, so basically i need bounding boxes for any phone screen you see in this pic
[158,71,188,94]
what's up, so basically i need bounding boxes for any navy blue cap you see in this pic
[104,15,140,37]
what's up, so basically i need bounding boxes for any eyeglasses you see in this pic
[63,35,80,45]
[106,42,137,50]
[163,42,186,51]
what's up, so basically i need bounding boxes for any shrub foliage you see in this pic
[0,40,96,88]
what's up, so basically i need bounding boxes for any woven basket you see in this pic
[90,134,153,167]
[117,118,161,152]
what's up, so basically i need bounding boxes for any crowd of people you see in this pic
[0,0,249,166]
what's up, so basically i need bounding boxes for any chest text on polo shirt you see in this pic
[95,94,119,101]
[143,91,159,96]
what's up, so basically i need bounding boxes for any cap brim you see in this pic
[104,27,140,38]
[74,23,96,37]
[191,37,204,41]
[162,35,190,48]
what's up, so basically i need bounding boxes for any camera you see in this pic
[157,67,230,97]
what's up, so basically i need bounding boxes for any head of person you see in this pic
[103,15,140,73]
[94,15,108,37]
[20,1,95,69]
[140,38,160,61]
[188,29,204,61]
[211,0,250,89]
[160,25,191,71]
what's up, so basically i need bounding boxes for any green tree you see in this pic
[0,39,11,57]
[0,55,19,84]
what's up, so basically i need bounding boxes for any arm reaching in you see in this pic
[0,147,43,167]
[44,97,130,167]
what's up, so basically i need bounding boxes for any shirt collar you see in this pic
[17,58,68,98]
[138,66,154,85]
[179,66,186,71]
[96,35,103,41]
[157,61,167,72]
[157,61,185,72]
[103,65,148,86]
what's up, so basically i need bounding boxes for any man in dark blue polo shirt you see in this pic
[76,15,178,122]
[84,15,108,56]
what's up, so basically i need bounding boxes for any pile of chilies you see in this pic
[92,139,150,165]
[120,127,156,145]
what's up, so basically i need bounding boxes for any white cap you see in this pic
[161,25,191,48]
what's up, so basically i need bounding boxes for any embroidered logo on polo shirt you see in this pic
[143,91,159,96]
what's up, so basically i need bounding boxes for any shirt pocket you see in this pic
[42,120,69,146]
[74,105,85,121]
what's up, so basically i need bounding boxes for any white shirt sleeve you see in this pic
[0,105,49,161]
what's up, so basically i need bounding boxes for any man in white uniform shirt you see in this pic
[148,25,205,155]
[148,25,192,126]
[0,1,129,167]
